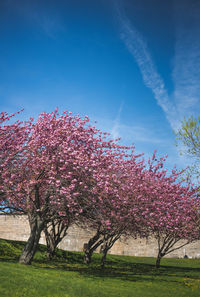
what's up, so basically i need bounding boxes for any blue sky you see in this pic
[1,0,200,171]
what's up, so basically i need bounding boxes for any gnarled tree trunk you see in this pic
[83,226,104,264]
[100,233,121,269]
[155,252,163,268]
[83,247,93,265]
[44,219,69,260]
[101,247,109,269]
[155,232,192,268]
[19,213,44,265]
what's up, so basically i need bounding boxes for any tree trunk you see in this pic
[45,234,56,260]
[44,219,69,260]
[19,214,44,265]
[84,249,93,264]
[101,248,108,269]
[155,253,163,268]
[83,227,103,264]
[100,233,121,268]
[45,226,57,260]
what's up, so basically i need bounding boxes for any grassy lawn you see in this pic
[0,239,200,297]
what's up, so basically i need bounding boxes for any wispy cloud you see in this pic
[111,101,124,139]
[114,0,200,132]
[94,115,167,147]
[116,123,166,144]
[114,1,179,130]
[30,11,64,39]
[3,0,64,39]
[172,0,200,119]
[112,0,200,173]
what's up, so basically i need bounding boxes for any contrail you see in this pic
[172,0,200,119]
[114,1,179,130]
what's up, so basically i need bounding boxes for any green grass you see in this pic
[0,239,200,297]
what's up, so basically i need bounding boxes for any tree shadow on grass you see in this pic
[28,254,200,284]
[1,238,200,285]
[73,262,200,284]
[0,257,19,263]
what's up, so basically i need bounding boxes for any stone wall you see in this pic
[0,214,200,258]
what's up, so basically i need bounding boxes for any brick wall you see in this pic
[0,214,200,258]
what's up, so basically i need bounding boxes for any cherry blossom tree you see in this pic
[1,109,198,268]
[82,153,147,266]
[136,153,200,268]
[151,183,199,268]
[0,109,135,265]
[0,110,29,214]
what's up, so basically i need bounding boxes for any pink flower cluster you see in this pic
[0,109,199,248]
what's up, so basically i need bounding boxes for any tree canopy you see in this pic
[0,109,199,267]
[176,116,200,182]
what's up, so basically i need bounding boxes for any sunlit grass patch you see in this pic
[0,238,200,297]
